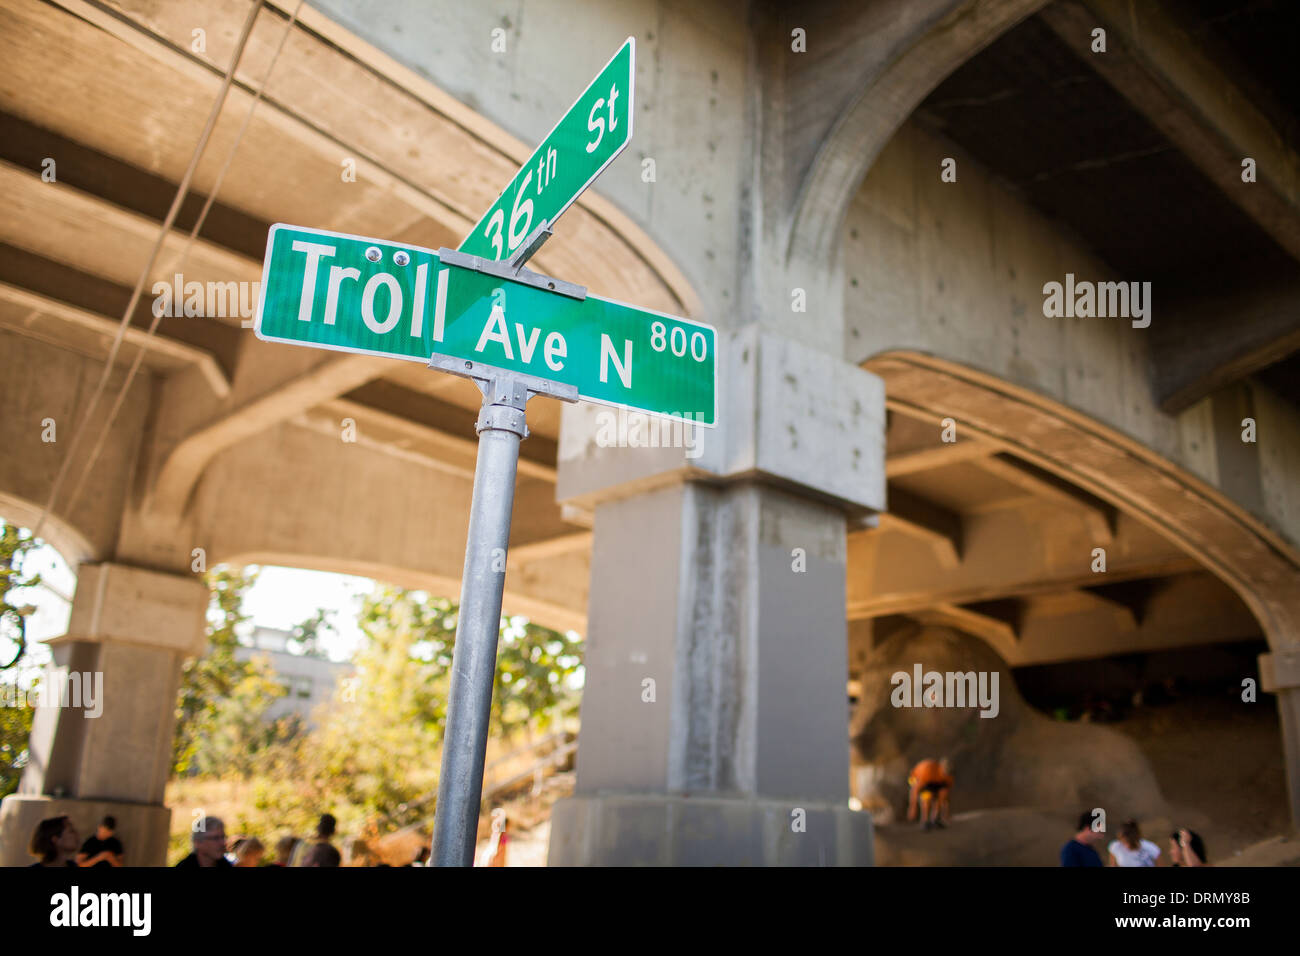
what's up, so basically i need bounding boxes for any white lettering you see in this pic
[475,305,514,359]
[586,98,606,153]
[515,324,541,364]
[600,334,632,388]
[291,240,336,323]
[324,266,360,325]
[410,261,428,337]
[544,331,566,371]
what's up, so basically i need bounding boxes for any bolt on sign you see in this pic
[254,225,716,424]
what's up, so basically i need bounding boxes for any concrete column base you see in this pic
[0,794,172,867]
[547,793,873,866]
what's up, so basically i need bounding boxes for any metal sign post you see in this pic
[427,242,580,866]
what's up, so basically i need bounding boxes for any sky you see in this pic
[237,564,371,661]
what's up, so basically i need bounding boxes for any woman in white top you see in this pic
[1108,819,1161,866]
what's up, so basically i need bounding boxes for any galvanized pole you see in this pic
[427,228,582,867]
[430,374,528,866]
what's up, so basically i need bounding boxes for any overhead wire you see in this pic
[63,0,307,517]
[32,0,267,542]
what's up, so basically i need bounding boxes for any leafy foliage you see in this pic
[172,566,288,777]
[0,521,42,796]
[289,608,335,660]
[247,586,583,836]
[0,690,32,798]
[0,522,42,670]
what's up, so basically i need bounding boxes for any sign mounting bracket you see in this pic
[437,222,587,301]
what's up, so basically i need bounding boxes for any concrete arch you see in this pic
[0,490,96,569]
[786,0,1048,267]
[865,351,1300,649]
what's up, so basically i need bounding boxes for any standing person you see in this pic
[175,817,232,867]
[906,757,954,829]
[76,815,124,868]
[300,813,341,867]
[1108,819,1161,867]
[233,836,265,867]
[1169,828,1208,867]
[1060,811,1106,866]
[28,816,80,868]
[268,835,299,867]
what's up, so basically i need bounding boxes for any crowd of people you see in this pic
[1060,812,1208,867]
[26,811,497,867]
[28,812,411,867]
[28,815,124,868]
[29,777,1207,868]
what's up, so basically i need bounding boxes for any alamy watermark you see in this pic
[890,663,999,718]
[594,407,705,459]
[1,667,103,718]
[1042,273,1150,328]
[152,274,260,323]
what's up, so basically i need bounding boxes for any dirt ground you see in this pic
[873,693,1295,866]
[1110,693,1290,862]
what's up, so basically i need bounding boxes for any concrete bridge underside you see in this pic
[1,0,1299,865]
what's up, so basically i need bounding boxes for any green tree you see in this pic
[289,608,334,660]
[0,688,33,797]
[0,522,42,796]
[172,566,287,777]
[250,586,583,835]
[0,522,41,670]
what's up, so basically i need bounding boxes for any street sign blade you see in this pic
[437,257,716,426]
[458,36,635,261]
[254,223,448,366]
[253,223,716,426]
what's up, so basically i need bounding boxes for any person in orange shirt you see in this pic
[907,758,954,830]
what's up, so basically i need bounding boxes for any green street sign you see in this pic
[457,37,634,261]
[254,224,716,425]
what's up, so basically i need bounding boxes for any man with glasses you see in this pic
[175,816,232,867]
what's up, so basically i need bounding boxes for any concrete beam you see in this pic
[867,352,1300,642]
[907,601,1019,660]
[150,352,390,516]
[886,440,994,477]
[974,453,1116,542]
[850,501,1199,620]
[1153,277,1300,414]
[0,158,258,312]
[1043,0,1300,265]
[291,403,476,484]
[878,486,963,569]
[0,281,229,398]
[1084,578,1162,629]
[336,381,558,483]
[508,531,594,568]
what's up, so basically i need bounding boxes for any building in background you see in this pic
[235,626,352,728]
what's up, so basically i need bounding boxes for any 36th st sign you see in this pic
[254,224,716,425]
[457,37,634,261]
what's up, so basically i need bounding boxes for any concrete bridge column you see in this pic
[1261,648,1300,830]
[547,326,885,865]
[0,562,208,866]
